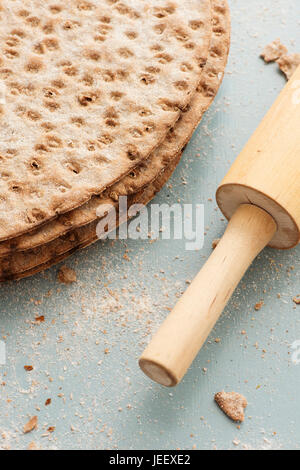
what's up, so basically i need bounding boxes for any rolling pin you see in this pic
[139,65,300,387]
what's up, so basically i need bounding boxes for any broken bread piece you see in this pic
[57,266,77,285]
[261,40,300,80]
[214,391,248,422]
[261,38,288,62]
[277,54,300,80]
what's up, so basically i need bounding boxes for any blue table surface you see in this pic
[0,0,299,450]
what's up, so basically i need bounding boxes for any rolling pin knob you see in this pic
[139,204,277,386]
[217,65,300,249]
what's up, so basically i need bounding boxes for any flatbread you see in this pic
[0,0,231,281]
[0,0,212,241]
[0,0,229,257]
[5,150,183,281]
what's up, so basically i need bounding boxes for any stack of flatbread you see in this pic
[0,0,230,281]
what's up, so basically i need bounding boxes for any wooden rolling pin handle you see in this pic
[139,204,277,387]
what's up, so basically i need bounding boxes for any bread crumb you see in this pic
[212,238,220,249]
[254,301,264,311]
[57,266,77,284]
[261,39,288,62]
[261,40,300,80]
[24,365,33,371]
[214,391,248,422]
[23,416,38,434]
[278,54,300,80]
[27,441,38,450]
[293,296,300,305]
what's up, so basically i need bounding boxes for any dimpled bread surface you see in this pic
[0,0,212,240]
[0,0,230,258]
[0,0,231,280]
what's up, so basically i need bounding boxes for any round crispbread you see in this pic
[0,0,212,241]
[0,0,229,259]
[0,0,231,281]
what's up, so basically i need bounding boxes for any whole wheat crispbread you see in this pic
[0,0,229,258]
[0,0,212,241]
[0,149,181,282]
[0,0,231,281]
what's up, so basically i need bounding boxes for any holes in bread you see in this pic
[71,116,86,127]
[26,110,42,121]
[43,37,60,50]
[51,78,66,89]
[25,56,44,73]
[35,143,48,153]
[145,66,160,74]
[98,134,115,145]
[104,106,119,119]
[155,53,173,64]
[153,5,176,18]
[6,37,20,47]
[9,182,22,193]
[29,159,42,174]
[102,70,115,82]
[105,118,119,127]
[158,98,180,112]
[17,9,30,17]
[85,49,101,61]
[77,1,95,10]
[28,208,46,222]
[78,91,99,106]
[49,5,63,14]
[210,45,222,58]
[4,49,19,59]
[184,42,195,50]
[99,16,111,23]
[174,80,189,91]
[33,42,46,54]
[126,145,140,161]
[63,20,80,30]
[42,20,55,34]
[94,35,106,42]
[41,122,56,132]
[110,91,124,101]
[189,20,204,30]
[115,69,129,80]
[180,62,193,72]
[82,73,94,86]
[66,161,81,175]
[26,16,41,27]
[43,87,59,98]
[118,47,134,58]
[129,128,143,138]
[140,73,155,85]
[125,30,138,40]
[44,100,60,111]
[46,135,63,148]
[143,121,155,133]
[0,172,11,180]
[63,65,78,76]
[138,107,152,117]
[10,29,26,38]
[129,170,137,178]
[153,23,166,35]
[173,27,189,42]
